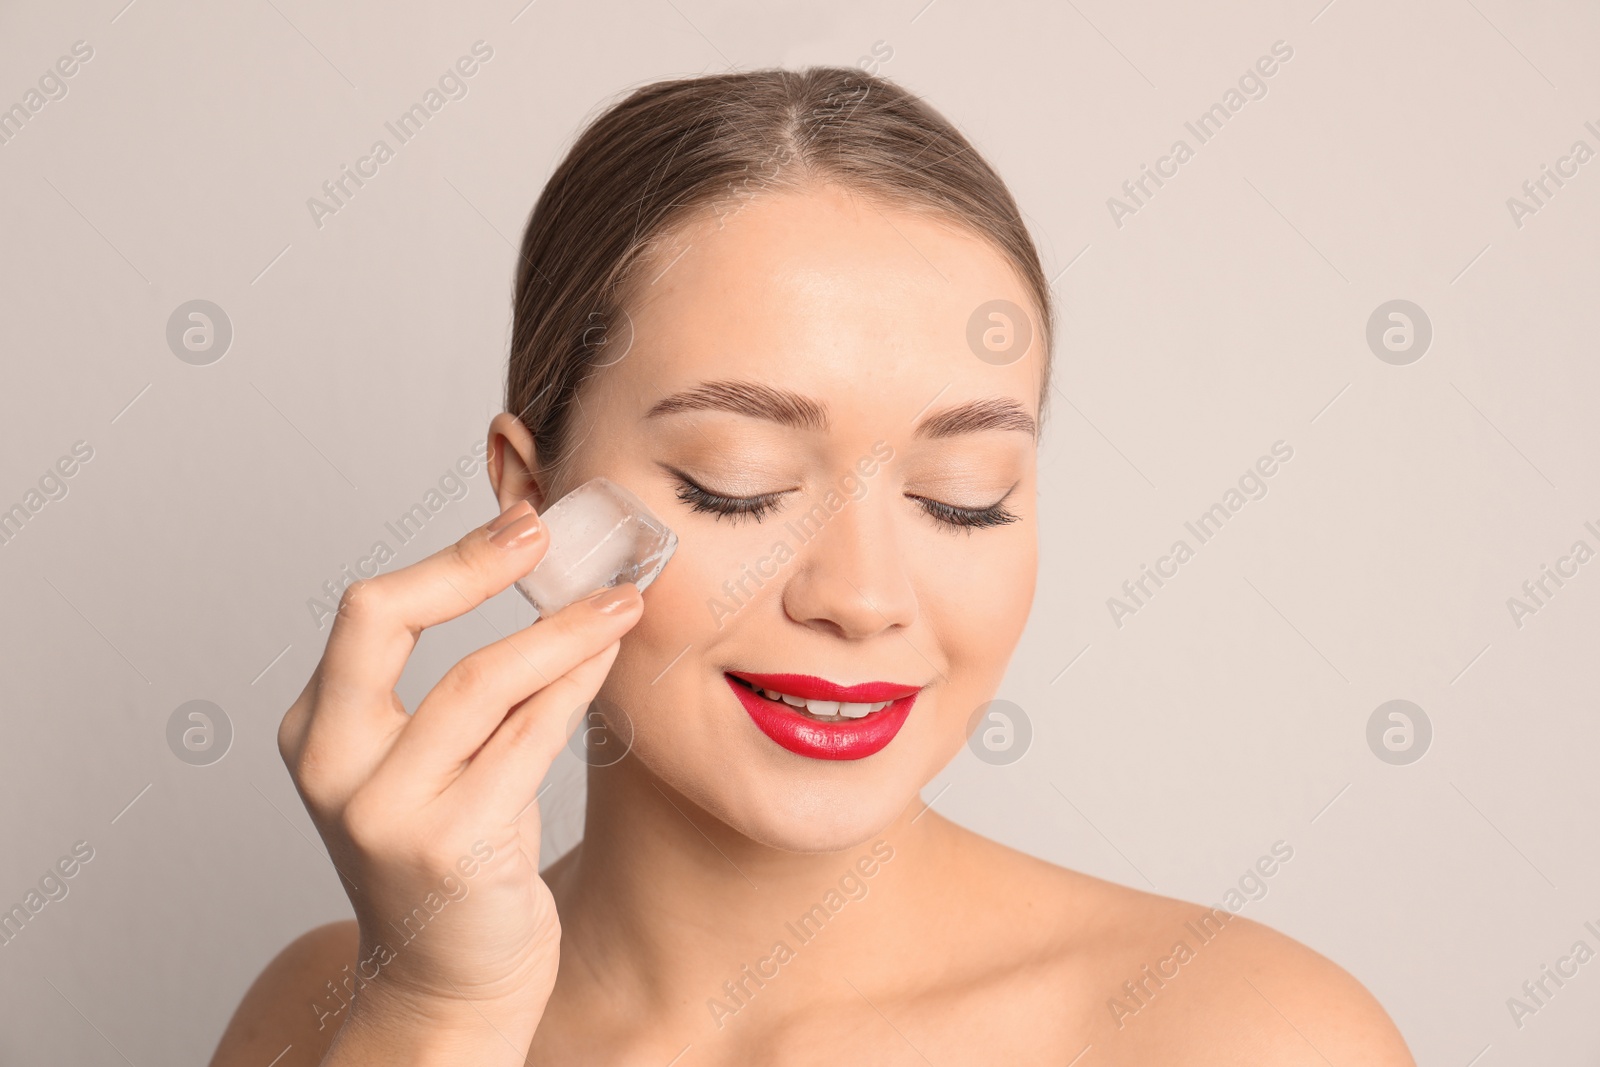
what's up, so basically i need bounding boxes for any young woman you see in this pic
[211,67,1414,1065]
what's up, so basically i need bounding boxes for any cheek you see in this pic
[600,515,777,735]
[914,525,1036,716]
[637,514,788,640]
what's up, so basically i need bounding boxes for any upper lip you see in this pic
[725,671,922,703]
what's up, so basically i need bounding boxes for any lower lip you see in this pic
[726,675,916,760]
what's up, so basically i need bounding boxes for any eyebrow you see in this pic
[917,394,1037,440]
[643,379,1037,440]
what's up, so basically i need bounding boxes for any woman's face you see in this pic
[496,183,1042,853]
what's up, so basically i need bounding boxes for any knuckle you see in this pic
[507,705,564,766]
[494,698,541,748]
[336,578,386,624]
[276,704,303,764]
[442,648,495,698]
[449,534,496,577]
[277,670,326,766]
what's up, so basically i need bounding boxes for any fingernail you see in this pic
[488,500,534,534]
[589,584,640,614]
[489,511,543,549]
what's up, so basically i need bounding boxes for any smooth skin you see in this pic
[211,184,1415,1065]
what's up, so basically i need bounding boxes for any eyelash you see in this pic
[909,494,1020,531]
[672,476,1020,532]
[674,479,786,524]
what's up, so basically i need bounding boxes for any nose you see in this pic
[780,489,918,640]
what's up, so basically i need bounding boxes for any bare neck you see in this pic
[543,757,967,1020]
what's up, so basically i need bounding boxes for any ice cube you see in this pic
[514,477,677,621]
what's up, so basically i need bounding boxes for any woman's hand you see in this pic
[275,500,643,1063]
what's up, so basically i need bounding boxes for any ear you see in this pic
[486,412,550,514]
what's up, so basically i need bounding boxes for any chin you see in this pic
[634,715,945,856]
[616,711,938,857]
[729,774,922,854]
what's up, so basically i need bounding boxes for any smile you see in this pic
[724,671,920,760]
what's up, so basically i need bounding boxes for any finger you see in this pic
[292,501,546,793]
[449,639,624,824]
[281,661,411,814]
[376,583,642,788]
[276,664,321,763]
[311,499,549,724]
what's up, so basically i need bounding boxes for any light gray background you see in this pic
[2,0,1597,1063]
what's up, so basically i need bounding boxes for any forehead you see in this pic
[613,183,1043,416]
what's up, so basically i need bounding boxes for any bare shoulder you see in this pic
[948,828,1415,1064]
[1111,892,1414,1064]
[1072,875,1413,1063]
[208,919,360,1067]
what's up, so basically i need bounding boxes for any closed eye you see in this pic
[908,492,1020,531]
[669,470,1019,532]
[672,474,788,525]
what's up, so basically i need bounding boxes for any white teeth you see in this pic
[742,679,893,720]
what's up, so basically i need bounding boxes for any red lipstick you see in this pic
[724,672,921,760]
